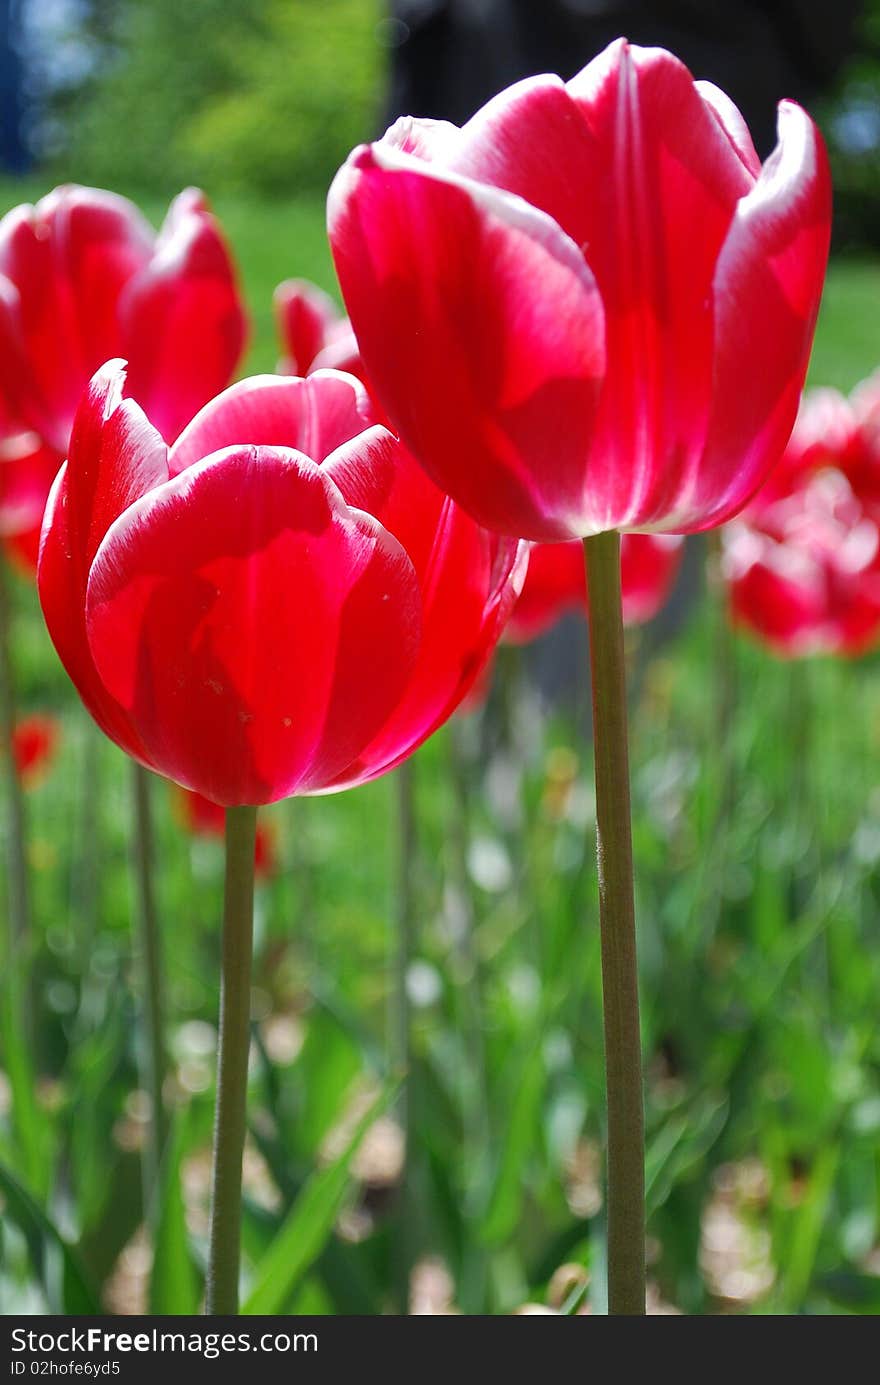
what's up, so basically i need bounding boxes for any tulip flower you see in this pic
[0,428,60,573]
[329,39,830,545]
[274,278,360,378]
[723,387,880,658]
[12,713,60,787]
[177,788,276,878]
[0,184,247,457]
[508,534,684,644]
[39,361,524,805]
[1,187,246,1224]
[329,37,831,1315]
[37,360,524,1312]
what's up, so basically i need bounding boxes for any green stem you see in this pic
[392,757,417,1315]
[0,556,31,953]
[76,720,102,967]
[206,804,257,1316]
[131,761,168,1202]
[584,531,645,1316]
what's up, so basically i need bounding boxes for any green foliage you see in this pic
[60,0,385,197]
[182,0,385,196]
[149,1117,201,1314]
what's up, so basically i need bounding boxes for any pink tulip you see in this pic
[274,278,358,376]
[329,39,831,542]
[0,184,247,458]
[0,428,60,573]
[723,387,880,657]
[38,363,525,805]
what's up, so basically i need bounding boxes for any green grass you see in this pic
[1,180,880,1316]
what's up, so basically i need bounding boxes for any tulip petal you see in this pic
[85,446,421,805]
[120,189,247,442]
[310,329,366,382]
[439,74,601,251]
[0,431,60,539]
[695,82,762,178]
[327,433,528,786]
[323,425,398,512]
[328,526,527,790]
[562,41,759,529]
[679,102,831,530]
[168,370,374,476]
[0,275,49,442]
[37,362,168,760]
[329,144,606,541]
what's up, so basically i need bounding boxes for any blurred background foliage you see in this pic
[1,0,879,244]
[9,0,386,197]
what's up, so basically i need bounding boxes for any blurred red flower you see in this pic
[508,534,684,644]
[329,38,830,542]
[0,427,60,572]
[723,386,880,657]
[12,713,60,787]
[274,278,360,378]
[177,788,276,877]
[0,185,247,573]
[38,363,526,805]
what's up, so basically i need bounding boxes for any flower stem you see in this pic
[583,531,645,1316]
[206,804,257,1315]
[0,556,31,954]
[392,757,417,1314]
[131,761,168,1201]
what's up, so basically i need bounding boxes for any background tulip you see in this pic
[328,38,831,542]
[508,534,684,644]
[275,276,362,380]
[177,787,276,877]
[0,184,247,463]
[0,428,60,574]
[0,188,248,1103]
[38,362,525,806]
[12,713,60,788]
[723,386,880,657]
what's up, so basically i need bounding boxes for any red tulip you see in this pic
[0,428,61,573]
[508,533,683,643]
[12,713,60,786]
[0,184,247,460]
[38,362,525,804]
[177,788,276,877]
[274,277,362,379]
[723,387,880,657]
[328,38,831,542]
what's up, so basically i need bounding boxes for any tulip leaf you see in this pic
[242,1082,395,1316]
[1,979,51,1200]
[818,1270,880,1314]
[0,1159,100,1314]
[479,1045,544,1245]
[148,1115,200,1315]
